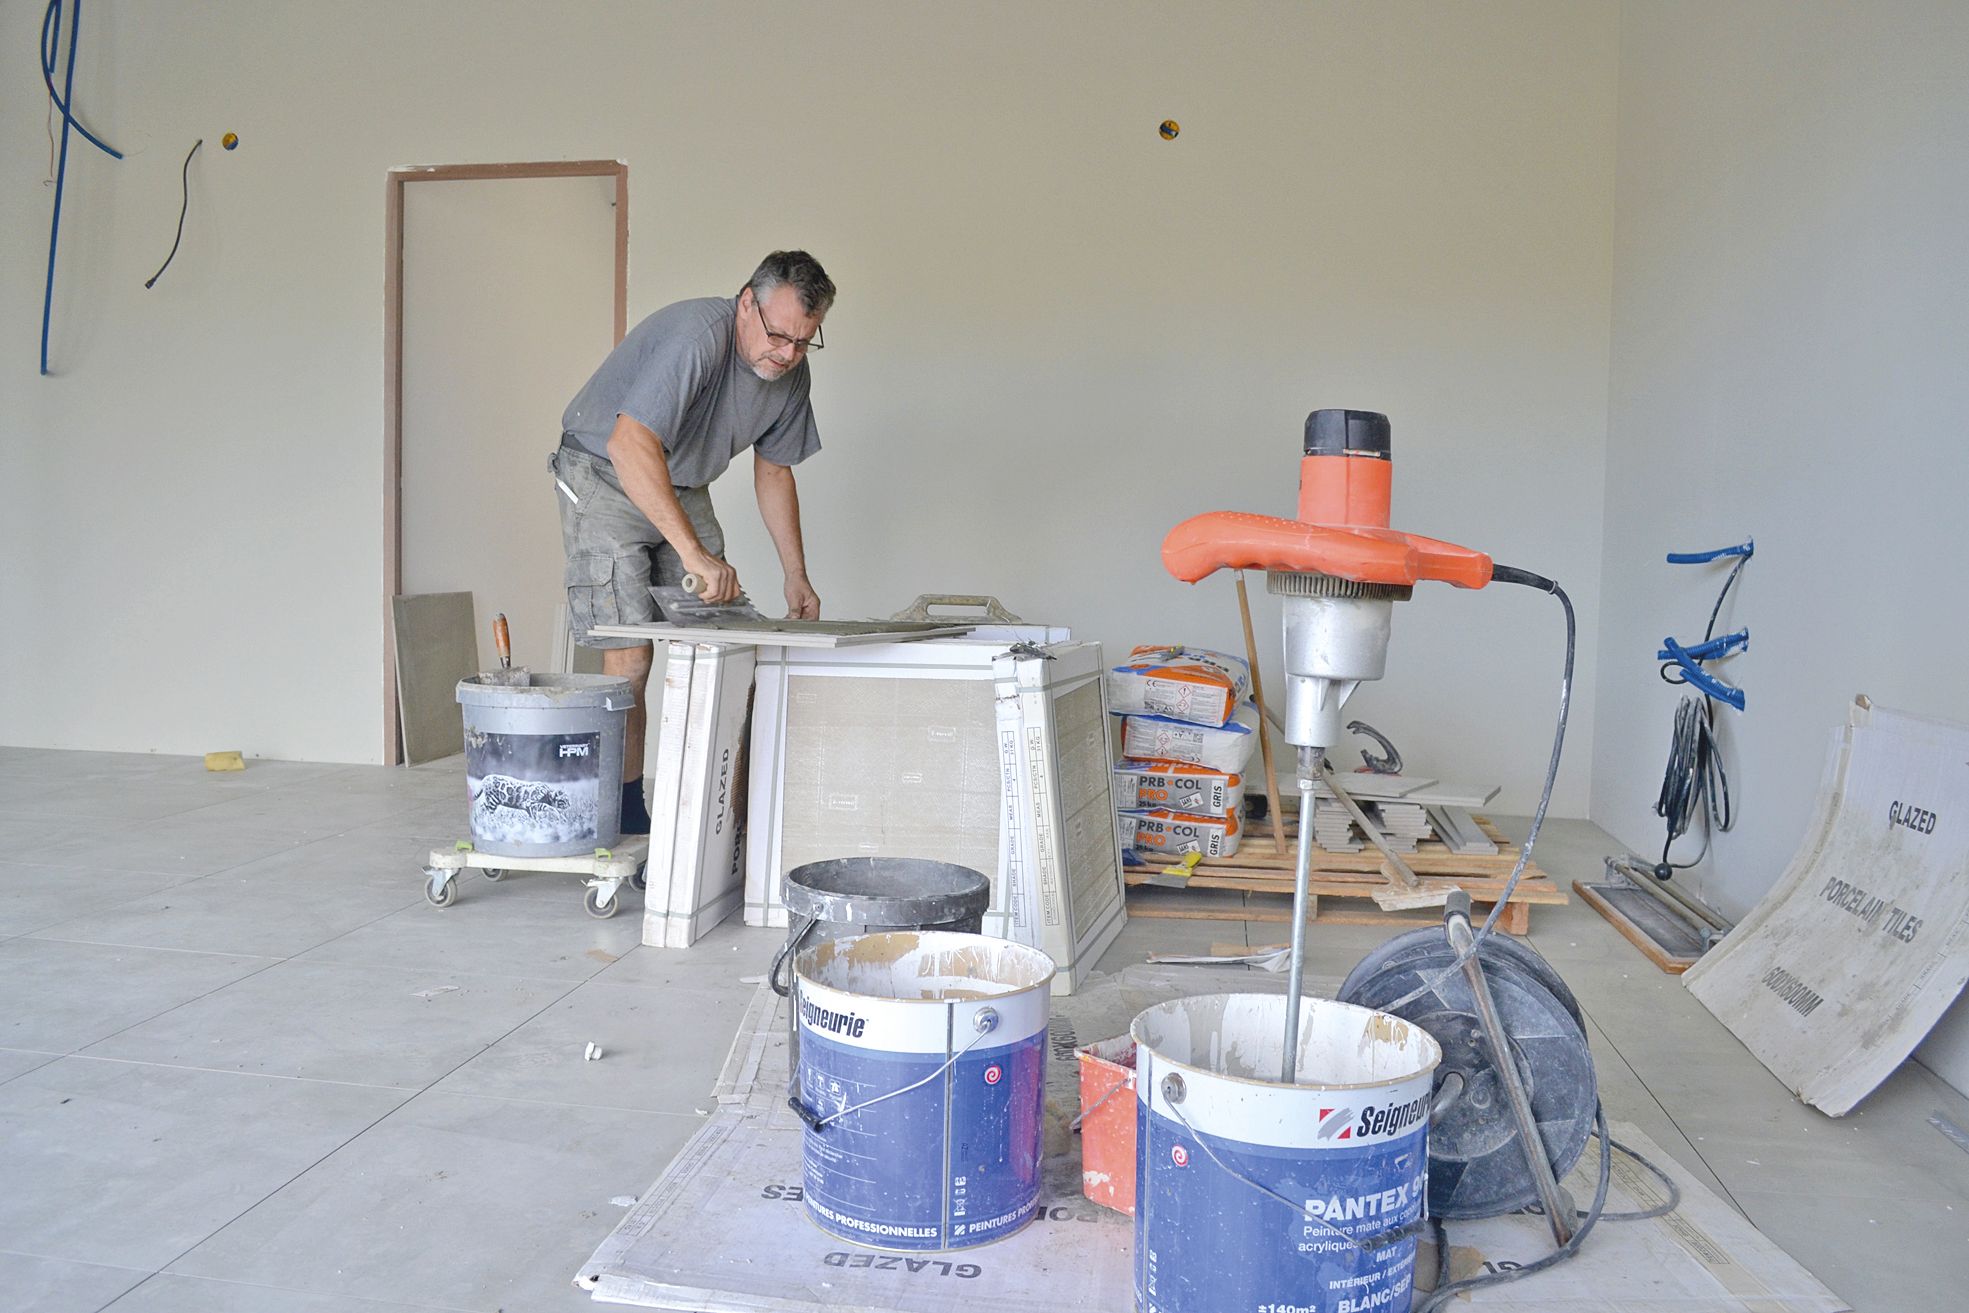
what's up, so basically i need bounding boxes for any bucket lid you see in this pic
[796,930,1056,1003]
[455,672,635,711]
[784,857,991,926]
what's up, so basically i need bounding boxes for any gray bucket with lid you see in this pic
[769,857,993,1092]
[456,673,635,858]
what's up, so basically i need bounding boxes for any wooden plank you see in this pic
[1129,869,1567,905]
[1124,883,1536,935]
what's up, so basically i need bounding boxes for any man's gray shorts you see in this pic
[552,437,724,650]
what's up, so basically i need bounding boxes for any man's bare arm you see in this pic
[754,453,819,619]
[606,414,739,602]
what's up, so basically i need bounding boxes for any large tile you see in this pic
[87,959,577,1088]
[1731,1187,1967,1313]
[171,788,429,841]
[297,891,645,983]
[0,1058,410,1270]
[8,816,313,879]
[29,862,421,958]
[4,776,261,824]
[0,1047,63,1083]
[0,863,189,938]
[0,938,275,1052]
[588,916,782,990]
[0,1251,148,1313]
[104,1273,450,1312]
[169,1093,698,1312]
[432,979,750,1114]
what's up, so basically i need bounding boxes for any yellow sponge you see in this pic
[204,751,246,772]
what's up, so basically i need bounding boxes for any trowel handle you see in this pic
[680,573,704,596]
[492,614,512,669]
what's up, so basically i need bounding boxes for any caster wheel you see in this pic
[630,865,646,892]
[482,868,504,881]
[584,886,619,919]
[426,879,457,908]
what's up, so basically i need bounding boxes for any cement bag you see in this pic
[1106,646,1250,727]
[1113,758,1245,816]
[1118,807,1241,859]
[1120,709,1257,775]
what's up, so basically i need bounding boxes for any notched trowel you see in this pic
[649,572,765,625]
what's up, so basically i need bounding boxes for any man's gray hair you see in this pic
[745,250,835,316]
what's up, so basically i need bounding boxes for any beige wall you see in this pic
[0,2,1616,812]
[1594,1,1969,1091]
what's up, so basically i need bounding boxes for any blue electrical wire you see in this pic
[40,0,123,376]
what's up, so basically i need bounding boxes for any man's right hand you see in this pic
[685,553,742,605]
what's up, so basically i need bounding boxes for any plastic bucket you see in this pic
[1132,993,1443,1313]
[455,674,634,858]
[792,930,1056,1252]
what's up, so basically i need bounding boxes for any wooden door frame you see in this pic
[382,160,629,765]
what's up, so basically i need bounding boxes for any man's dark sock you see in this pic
[619,778,651,836]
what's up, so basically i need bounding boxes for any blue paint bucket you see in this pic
[792,930,1056,1252]
[1132,993,1443,1313]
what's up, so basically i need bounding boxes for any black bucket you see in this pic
[769,857,993,1092]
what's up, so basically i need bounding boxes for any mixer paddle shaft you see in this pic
[1281,750,1321,1083]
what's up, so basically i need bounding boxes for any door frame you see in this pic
[382,160,629,764]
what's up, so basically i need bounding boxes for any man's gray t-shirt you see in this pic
[561,296,821,486]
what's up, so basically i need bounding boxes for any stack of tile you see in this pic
[1309,795,1433,853]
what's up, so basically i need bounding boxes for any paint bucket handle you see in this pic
[1161,1094,1427,1254]
[769,914,819,998]
[794,1008,1000,1134]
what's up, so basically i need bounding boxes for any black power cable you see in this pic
[1653,553,1747,874]
[145,138,202,289]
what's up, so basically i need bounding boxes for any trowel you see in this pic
[482,613,530,686]
[649,571,766,625]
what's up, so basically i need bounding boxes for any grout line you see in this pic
[1584,1020,1748,1215]
[416,1088,711,1120]
[42,1053,422,1094]
[102,1268,481,1313]
[148,971,593,1283]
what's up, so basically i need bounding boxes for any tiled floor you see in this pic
[1,747,1964,1311]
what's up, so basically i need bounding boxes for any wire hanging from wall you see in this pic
[40,0,124,375]
[145,139,203,289]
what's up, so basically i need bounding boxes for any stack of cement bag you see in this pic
[1107,646,1255,860]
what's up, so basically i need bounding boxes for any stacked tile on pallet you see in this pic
[1108,646,1256,860]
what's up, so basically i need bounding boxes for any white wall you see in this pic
[1594,1,1969,1090]
[0,1,1617,813]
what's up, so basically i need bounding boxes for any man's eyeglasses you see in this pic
[753,296,824,352]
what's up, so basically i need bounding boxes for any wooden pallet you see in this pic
[1124,815,1565,935]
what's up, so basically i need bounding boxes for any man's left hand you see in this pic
[784,575,821,621]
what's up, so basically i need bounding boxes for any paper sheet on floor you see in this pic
[577,970,1848,1312]
[1684,698,1969,1115]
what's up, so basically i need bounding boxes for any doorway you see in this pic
[383,161,627,763]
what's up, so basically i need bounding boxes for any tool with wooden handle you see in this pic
[482,613,530,686]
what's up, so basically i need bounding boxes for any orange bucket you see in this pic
[1075,1035,1138,1215]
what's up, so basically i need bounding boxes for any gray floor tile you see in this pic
[86,959,577,1088]
[169,1093,698,1312]
[0,939,276,1052]
[0,1058,409,1271]
[172,788,430,841]
[1731,1187,1968,1313]
[29,864,421,958]
[432,979,752,1114]
[588,916,781,990]
[0,864,189,938]
[104,1273,455,1312]
[8,817,312,879]
[0,1251,148,1313]
[297,891,646,983]
[4,777,258,824]
[0,1047,63,1084]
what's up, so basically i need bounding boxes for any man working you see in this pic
[551,250,833,835]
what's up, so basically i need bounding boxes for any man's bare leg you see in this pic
[601,643,655,782]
